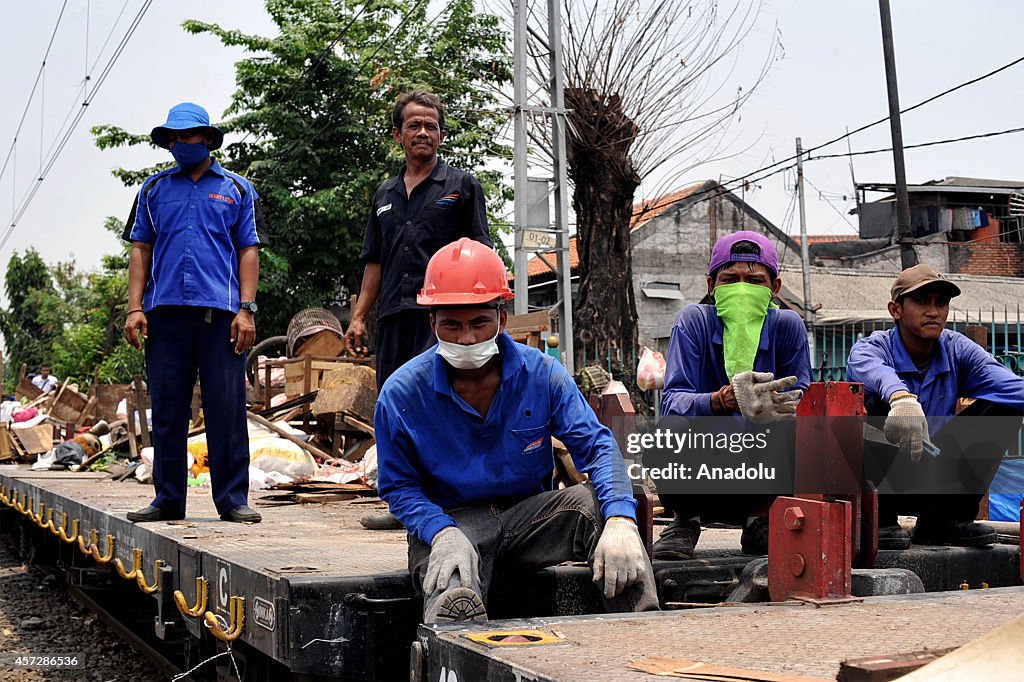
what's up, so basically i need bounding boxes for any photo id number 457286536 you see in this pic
[0,653,86,669]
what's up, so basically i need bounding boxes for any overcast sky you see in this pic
[1,1,1022,282]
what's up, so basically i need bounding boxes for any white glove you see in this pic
[884,394,930,463]
[592,517,647,599]
[422,526,479,596]
[731,371,803,424]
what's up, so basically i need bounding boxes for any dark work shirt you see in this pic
[359,159,491,317]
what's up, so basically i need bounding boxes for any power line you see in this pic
[803,175,857,232]
[0,1,70,188]
[808,126,1024,161]
[661,53,1024,210]
[0,0,154,253]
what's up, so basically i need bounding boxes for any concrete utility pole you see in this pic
[795,138,815,361]
[878,0,917,269]
[511,0,574,373]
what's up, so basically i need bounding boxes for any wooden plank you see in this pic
[505,311,550,333]
[16,376,43,402]
[11,424,54,455]
[342,414,375,437]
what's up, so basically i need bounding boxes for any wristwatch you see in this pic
[240,301,259,314]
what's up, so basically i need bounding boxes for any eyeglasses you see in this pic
[402,121,441,134]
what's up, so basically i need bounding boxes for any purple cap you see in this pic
[707,230,779,278]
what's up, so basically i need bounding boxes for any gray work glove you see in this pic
[592,517,647,599]
[884,394,930,463]
[731,371,803,424]
[422,526,479,596]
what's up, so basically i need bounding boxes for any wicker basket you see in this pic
[286,308,344,357]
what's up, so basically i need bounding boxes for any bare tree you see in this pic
[523,0,781,368]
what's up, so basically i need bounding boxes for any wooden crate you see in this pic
[506,311,550,349]
[266,355,376,402]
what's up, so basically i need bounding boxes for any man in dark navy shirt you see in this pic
[122,102,269,524]
[345,90,492,391]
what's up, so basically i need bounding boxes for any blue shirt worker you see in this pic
[654,231,811,560]
[376,238,658,623]
[346,90,492,392]
[122,103,269,524]
[847,264,1024,549]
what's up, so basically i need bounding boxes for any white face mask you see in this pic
[436,328,500,369]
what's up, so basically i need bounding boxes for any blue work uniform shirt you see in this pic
[122,159,270,313]
[376,332,637,544]
[358,159,491,318]
[846,327,1024,435]
[661,304,812,417]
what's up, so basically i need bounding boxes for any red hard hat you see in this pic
[418,238,514,306]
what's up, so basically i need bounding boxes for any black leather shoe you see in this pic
[740,517,770,556]
[126,505,185,523]
[359,511,404,530]
[653,519,701,560]
[220,505,262,523]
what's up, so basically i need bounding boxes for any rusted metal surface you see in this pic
[769,496,853,602]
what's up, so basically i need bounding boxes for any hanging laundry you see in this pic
[939,207,953,233]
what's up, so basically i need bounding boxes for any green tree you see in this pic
[0,220,145,392]
[0,248,58,390]
[93,0,512,337]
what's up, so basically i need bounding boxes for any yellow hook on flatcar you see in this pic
[90,532,115,564]
[174,577,209,618]
[114,548,143,580]
[57,515,79,543]
[205,596,245,642]
[137,559,165,594]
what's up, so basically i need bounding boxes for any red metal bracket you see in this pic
[768,496,853,602]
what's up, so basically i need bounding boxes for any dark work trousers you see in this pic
[145,306,250,516]
[408,485,660,618]
[375,309,435,391]
[657,417,794,524]
[867,399,1024,526]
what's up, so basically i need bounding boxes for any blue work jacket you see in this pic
[376,332,637,544]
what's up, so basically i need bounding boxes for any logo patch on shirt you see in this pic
[376,203,393,216]
[435,192,460,208]
[208,193,235,205]
[523,437,545,454]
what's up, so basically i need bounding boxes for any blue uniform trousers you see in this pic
[145,306,249,516]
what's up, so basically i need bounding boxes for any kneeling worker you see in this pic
[654,231,811,560]
[376,238,658,622]
[847,264,1024,548]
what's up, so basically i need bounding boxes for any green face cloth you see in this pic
[714,282,776,381]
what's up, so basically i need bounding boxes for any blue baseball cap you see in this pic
[151,102,224,151]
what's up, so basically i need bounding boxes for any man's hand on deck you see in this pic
[593,517,646,599]
[423,526,479,595]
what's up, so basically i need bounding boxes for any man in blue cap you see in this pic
[653,231,811,559]
[122,102,269,523]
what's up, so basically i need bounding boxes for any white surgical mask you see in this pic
[436,328,500,369]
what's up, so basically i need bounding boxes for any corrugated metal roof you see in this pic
[778,266,1024,325]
